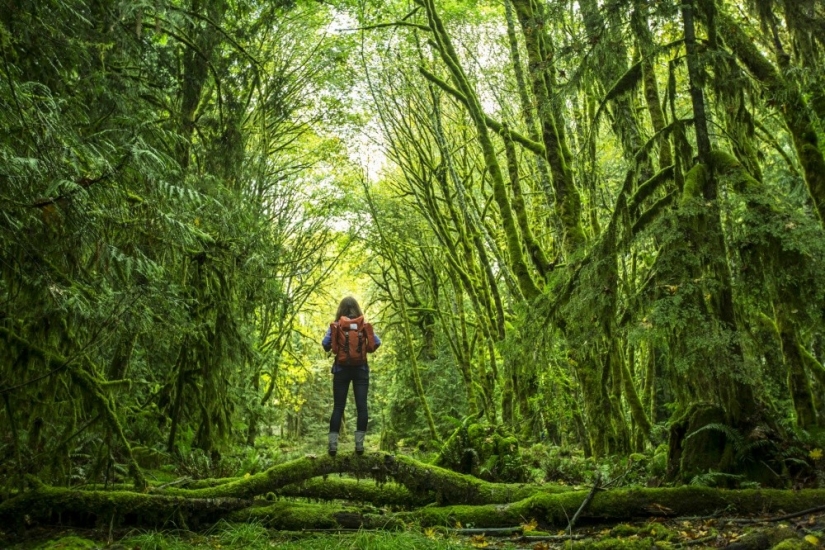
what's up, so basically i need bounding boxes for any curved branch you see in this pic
[418,67,546,157]
[160,452,564,505]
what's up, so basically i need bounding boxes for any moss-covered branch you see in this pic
[420,0,541,300]
[0,327,147,490]
[719,11,825,223]
[629,165,675,215]
[510,0,585,254]
[161,452,561,505]
[418,66,545,157]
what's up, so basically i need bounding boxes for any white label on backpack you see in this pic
[350,323,358,330]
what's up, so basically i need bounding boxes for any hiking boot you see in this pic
[354,431,366,455]
[328,432,339,457]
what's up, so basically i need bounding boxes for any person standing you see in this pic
[322,296,380,456]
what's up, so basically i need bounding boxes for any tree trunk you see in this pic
[503,0,554,211]
[682,0,757,424]
[421,0,541,300]
[509,0,585,254]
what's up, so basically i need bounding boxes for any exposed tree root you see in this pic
[3,452,825,533]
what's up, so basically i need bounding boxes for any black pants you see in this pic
[329,367,369,433]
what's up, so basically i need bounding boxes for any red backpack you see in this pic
[330,315,376,367]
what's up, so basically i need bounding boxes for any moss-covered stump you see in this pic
[402,486,825,528]
[436,423,527,482]
[0,485,251,529]
[667,403,729,482]
[161,451,559,505]
[668,404,785,485]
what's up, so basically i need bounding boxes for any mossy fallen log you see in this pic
[177,471,432,508]
[0,485,252,529]
[273,477,432,508]
[7,456,825,533]
[160,452,562,505]
[402,486,825,528]
[227,501,404,530]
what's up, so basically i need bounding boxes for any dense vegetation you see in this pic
[2,0,825,546]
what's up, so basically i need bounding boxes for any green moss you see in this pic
[403,486,825,529]
[35,537,97,549]
[629,164,675,214]
[275,477,429,507]
[607,522,676,541]
[681,163,707,204]
[229,501,403,531]
[575,537,658,550]
[710,150,760,192]
[0,486,250,529]
[604,61,643,103]
[772,541,817,550]
[436,423,527,483]
[668,404,729,483]
[610,523,640,537]
[632,192,675,236]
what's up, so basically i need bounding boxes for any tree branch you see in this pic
[418,67,546,157]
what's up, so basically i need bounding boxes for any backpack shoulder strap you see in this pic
[330,322,340,354]
[363,322,376,353]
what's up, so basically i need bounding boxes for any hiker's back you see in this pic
[330,315,376,367]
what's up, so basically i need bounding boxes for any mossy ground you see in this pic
[5,514,823,549]
[4,526,473,549]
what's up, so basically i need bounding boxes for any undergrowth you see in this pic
[14,527,474,549]
[521,443,669,487]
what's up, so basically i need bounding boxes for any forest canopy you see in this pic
[1,0,825,538]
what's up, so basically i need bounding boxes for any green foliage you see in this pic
[436,421,526,482]
[32,536,98,549]
[119,531,188,550]
[0,0,357,490]
[211,520,269,548]
[523,444,667,487]
[25,529,474,550]
[2,0,825,501]
[689,470,746,488]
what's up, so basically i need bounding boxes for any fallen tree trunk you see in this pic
[0,485,251,529]
[158,452,556,505]
[402,486,825,528]
[4,452,825,532]
[232,486,825,530]
[158,475,430,507]
[228,501,404,531]
[272,477,432,507]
